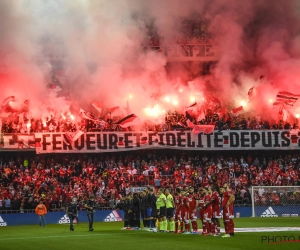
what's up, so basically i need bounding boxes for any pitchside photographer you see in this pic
[84,195,97,231]
[66,198,78,232]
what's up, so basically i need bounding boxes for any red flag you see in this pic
[185,102,197,115]
[1,96,15,108]
[115,114,140,128]
[186,119,194,128]
[177,121,187,128]
[247,87,256,102]
[209,96,221,105]
[275,91,300,106]
[92,102,102,114]
[187,119,215,134]
[206,95,221,111]
[79,109,98,121]
[273,101,286,106]
[109,106,122,116]
[3,105,18,113]
[231,106,244,116]
[277,91,300,98]
[20,100,30,113]
[192,125,215,134]
[110,106,119,113]
[197,112,205,121]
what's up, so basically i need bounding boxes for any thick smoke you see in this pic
[0,0,300,123]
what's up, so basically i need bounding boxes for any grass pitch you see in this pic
[0,217,299,250]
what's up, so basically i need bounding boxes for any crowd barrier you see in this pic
[0,210,124,226]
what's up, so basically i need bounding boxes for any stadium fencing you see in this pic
[251,186,300,217]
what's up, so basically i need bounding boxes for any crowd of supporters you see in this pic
[0,150,300,213]
[0,108,297,135]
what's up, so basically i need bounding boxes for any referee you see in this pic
[156,188,167,232]
[165,189,175,232]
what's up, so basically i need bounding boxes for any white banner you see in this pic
[1,130,300,153]
[144,43,219,62]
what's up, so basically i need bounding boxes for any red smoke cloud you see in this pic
[0,0,300,123]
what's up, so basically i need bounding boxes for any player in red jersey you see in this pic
[211,184,221,236]
[173,188,183,233]
[220,184,235,238]
[198,188,212,235]
[197,192,205,233]
[180,190,190,234]
[224,183,235,236]
[206,188,214,235]
[187,187,198,234]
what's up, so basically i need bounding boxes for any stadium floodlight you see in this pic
[251,186,300,217]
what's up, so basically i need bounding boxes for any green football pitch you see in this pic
[0,218,299,250]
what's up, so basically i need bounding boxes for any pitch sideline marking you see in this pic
[221,227,300,233]
[0,227,300,241]
[0,233,137,241]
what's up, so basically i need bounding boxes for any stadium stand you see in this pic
[0,151,299,213]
